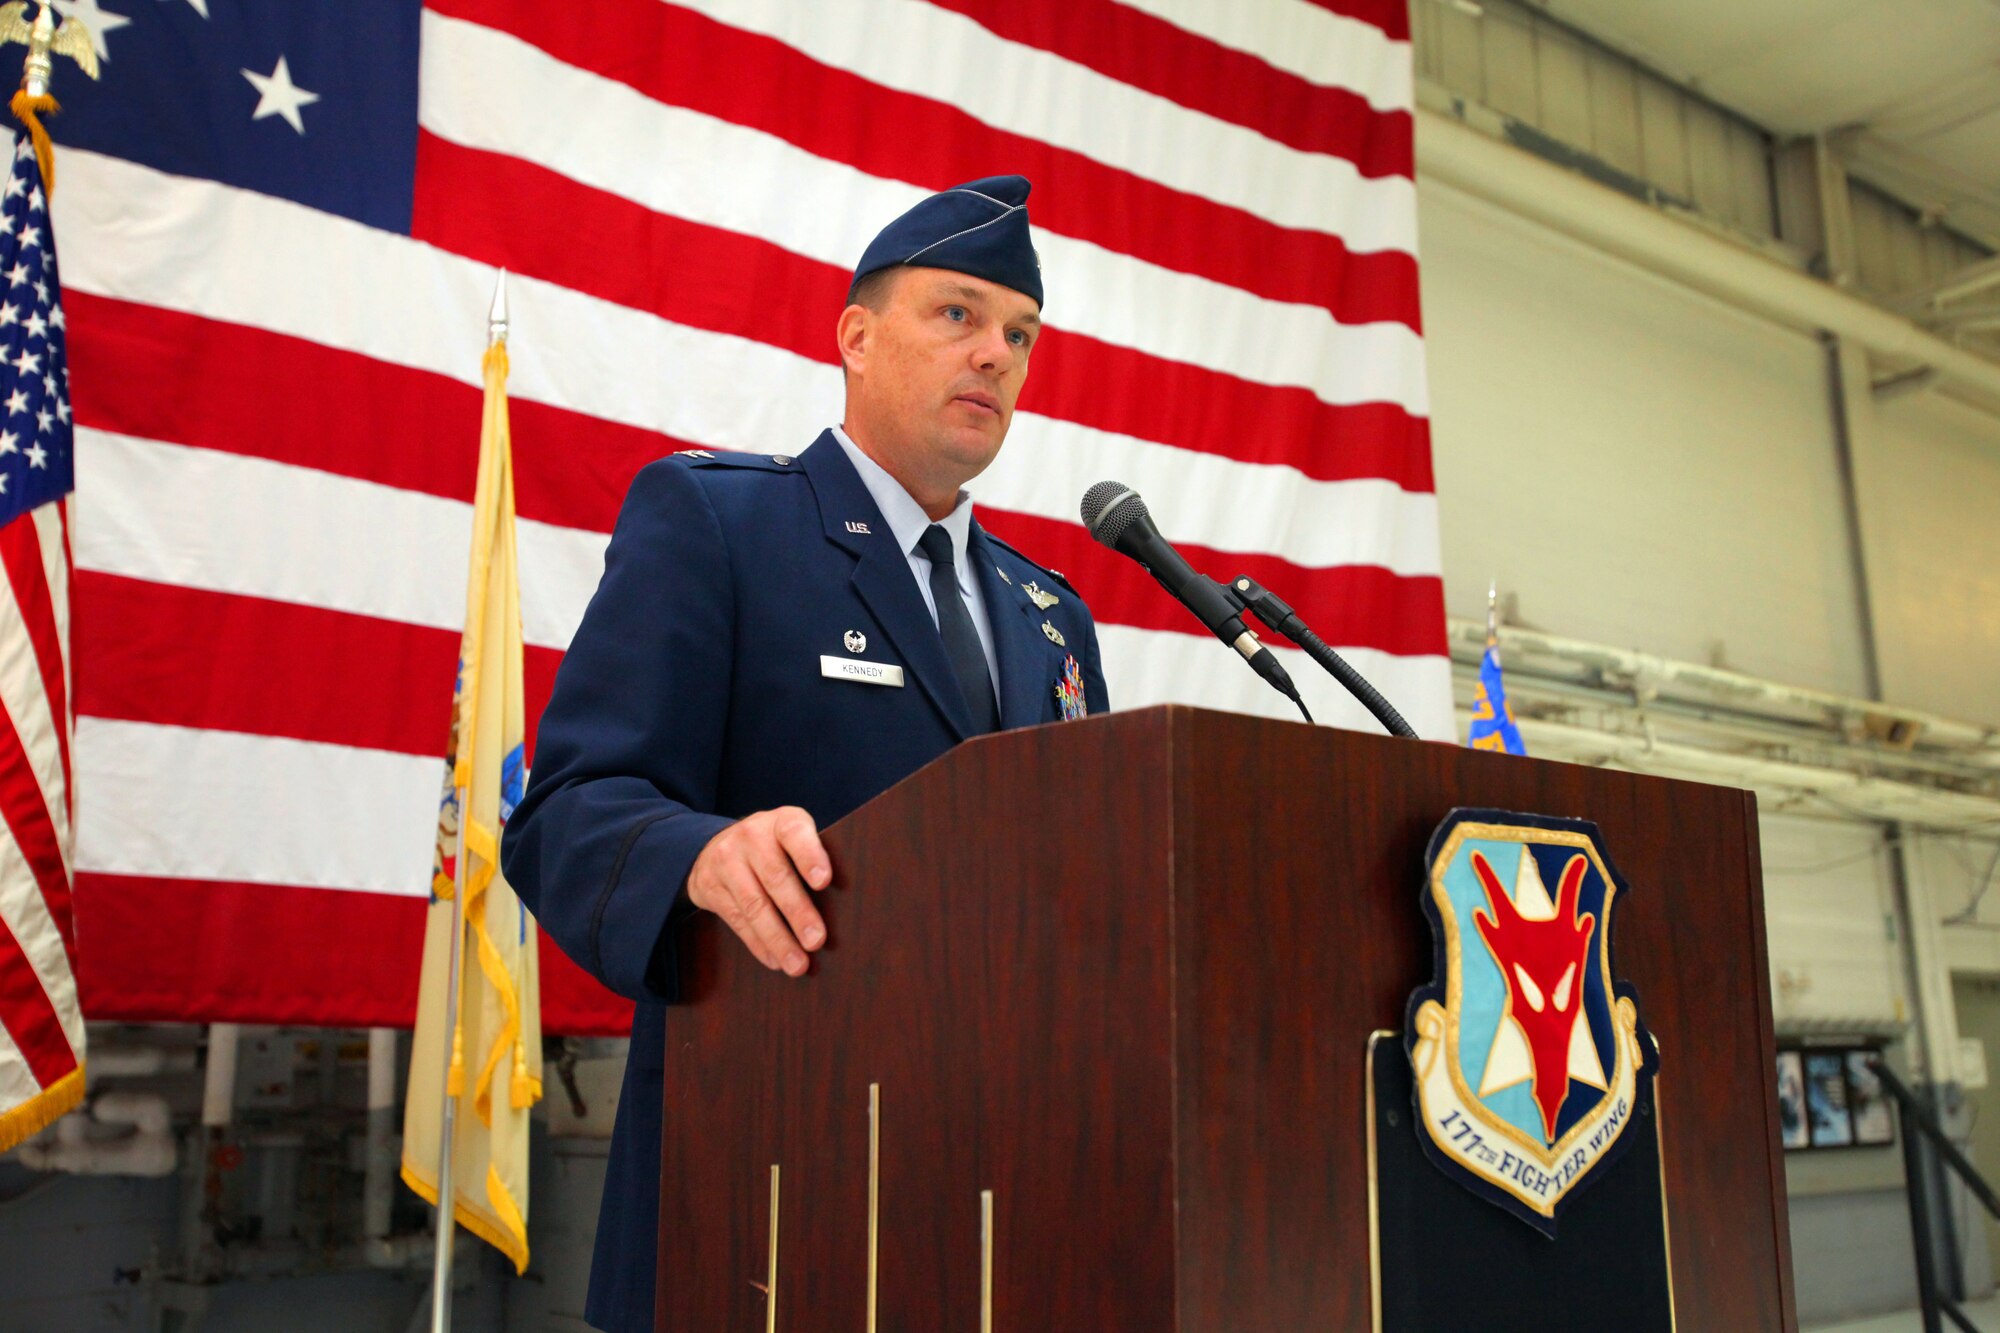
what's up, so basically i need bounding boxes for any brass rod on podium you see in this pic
[866,1084,880,1333]
[980,1189,994,1333]
[766,1164,781,1333]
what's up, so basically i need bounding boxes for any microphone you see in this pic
[1080,482,1306,715]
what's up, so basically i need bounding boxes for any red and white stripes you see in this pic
[59,0,1446,1033]
[0,495,81,1146]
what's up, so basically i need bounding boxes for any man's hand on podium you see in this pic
[686,807,831,978]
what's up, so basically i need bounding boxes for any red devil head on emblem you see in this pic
[1470,850,1598,1142]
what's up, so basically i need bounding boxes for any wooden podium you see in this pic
[657,705,1796,1330]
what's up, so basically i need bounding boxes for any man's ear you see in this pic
[836,303,869,378]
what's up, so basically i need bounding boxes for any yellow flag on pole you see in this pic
[400,332,543,1274]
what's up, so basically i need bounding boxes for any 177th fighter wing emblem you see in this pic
[0,3,100,82]
[1404,810,1659,1236]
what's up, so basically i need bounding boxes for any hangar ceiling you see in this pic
[1499,0,2000,359]
[1530,0,2000,253]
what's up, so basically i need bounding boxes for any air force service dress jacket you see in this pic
[500,429,1110,1333]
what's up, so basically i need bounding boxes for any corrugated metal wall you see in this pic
[1418,184,1874,695]
[1412,0,1776,234]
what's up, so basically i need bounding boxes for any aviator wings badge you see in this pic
[1404,810,1659,1236]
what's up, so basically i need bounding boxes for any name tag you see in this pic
[820,655,905,687]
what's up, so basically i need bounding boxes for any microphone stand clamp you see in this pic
[1222,576,1419,740]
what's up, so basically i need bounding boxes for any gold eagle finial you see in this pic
[0,3,100,97]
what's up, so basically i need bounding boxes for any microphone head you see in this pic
[1080,481,1149,550]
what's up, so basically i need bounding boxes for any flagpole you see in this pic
[430,803,468,1333]
[430,270,509,1333]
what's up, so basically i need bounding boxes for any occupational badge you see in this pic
[1404,809,1657,1235]
[1023,580,1059,610]
[1053,654,1087,720]
[1041,620,1066,646]
[843,630,866,654]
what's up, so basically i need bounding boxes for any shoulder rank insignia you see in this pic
[1023,580,1059,610]
[680,448,714,459]
[1041,620,1066,647]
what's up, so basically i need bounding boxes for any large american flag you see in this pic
[0,123,82,1144]
[51,0,1447,1034]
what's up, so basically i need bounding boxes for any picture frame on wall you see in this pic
[1806,1050,1855,1147]
[1777,1045,1898,1151]
[1777,1050,1809,1150]
[1847,1051,1895,1147]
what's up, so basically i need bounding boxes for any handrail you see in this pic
[1875,1061,2000,1216]
[1871,1058,1998,1333]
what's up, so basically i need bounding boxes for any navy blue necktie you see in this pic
[917,524,999,733]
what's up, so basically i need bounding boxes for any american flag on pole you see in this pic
[0,119,82,1149]
[52,0,1446,1032]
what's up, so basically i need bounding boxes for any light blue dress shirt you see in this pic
[831,425,1000,691]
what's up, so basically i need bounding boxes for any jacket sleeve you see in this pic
[501,459,736,1003]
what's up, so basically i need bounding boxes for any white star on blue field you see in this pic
[0,135,72,523]
[47,1,421,233]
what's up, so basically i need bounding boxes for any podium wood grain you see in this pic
[656,705,1795,1332]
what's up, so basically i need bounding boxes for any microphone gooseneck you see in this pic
[1081,482,1420,738]
[1227,576,1417,739]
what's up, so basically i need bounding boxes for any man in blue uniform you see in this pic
[501,176,1109,1333]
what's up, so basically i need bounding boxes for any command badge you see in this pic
[1405,810,1657,1235]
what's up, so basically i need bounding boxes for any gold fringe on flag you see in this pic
[0,1063,83,1154]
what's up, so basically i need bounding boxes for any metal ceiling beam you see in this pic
[1443,617,2000,754]
[1839,131,2000,255]
[1896,253,2000,312]
[1417,108,2000,413]
[1924,301,2000,331]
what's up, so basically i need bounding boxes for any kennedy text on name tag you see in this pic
[820,655,906,687]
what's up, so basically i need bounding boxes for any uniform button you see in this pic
[772,454,793,466]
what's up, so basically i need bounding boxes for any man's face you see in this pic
[839,268,1041,507]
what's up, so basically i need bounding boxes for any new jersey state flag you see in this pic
[400,335,542,1273]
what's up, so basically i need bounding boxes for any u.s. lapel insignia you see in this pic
[1023,580,1059,610]
[1041,620,1066,646]
[1054,654,1087,720]
[1405,810,1659,1237]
